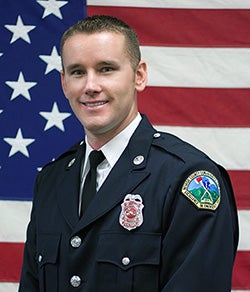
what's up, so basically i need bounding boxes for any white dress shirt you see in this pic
[79,113,142,213]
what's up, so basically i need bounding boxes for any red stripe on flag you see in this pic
[229,170,250,210]
[0,242,249,290]
[0,243,24,282]
[88,6,250,47]
[138,87,250,127]
[232,251,250,290]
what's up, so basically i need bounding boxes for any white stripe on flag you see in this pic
[88,0,250,9]
[238,210,250,251]
[0,200,31,242]
[0,199,249,250]
[155,126,250,170]
[141,47,250,88]
[0,283,18,292]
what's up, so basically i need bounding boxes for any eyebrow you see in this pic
[65,60,119,72]
[96,60,119,67]
[65,63,82,72]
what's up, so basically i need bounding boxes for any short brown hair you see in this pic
[60,15,141,70]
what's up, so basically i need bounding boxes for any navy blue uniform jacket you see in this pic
[19,115,238,292]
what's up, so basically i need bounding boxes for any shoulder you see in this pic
[138,115,209,164]
[152,130,208,163]
[152,130,228,185]
[151,130,229,194]
[40,139,84,173]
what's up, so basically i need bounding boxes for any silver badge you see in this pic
[119,194,144,231]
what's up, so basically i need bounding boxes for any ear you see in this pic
[135,60,147,92]
[60,70,68,99]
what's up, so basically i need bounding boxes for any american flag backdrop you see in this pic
[0,0,249,291]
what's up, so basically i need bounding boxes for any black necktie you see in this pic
[81,150,105,216]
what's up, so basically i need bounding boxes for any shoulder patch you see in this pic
[182,170,220,211]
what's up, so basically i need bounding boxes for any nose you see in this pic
[84,72,101,96]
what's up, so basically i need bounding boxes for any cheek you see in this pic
[110,76,135,99]
[64,81,82,100]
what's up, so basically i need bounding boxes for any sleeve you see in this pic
[160,163,239,292]
[18,176,40,292]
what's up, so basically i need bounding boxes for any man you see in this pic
[19,15,238,291]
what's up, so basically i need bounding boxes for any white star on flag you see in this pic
[4,15,36,44]
[4,128,35,157]
[5,72,37,101]
[39,46,61,74]
[39,101,71,131]
[0,53,3,57]
[0,109,3,114]
[37,0,68,19]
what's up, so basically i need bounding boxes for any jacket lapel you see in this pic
[73,150,150,233]
[73,116,155,233]
[56,144,84,229]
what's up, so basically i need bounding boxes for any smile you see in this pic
[84,101,107,107]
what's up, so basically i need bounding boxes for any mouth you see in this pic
[83,101,108,108]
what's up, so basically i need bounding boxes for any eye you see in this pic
[100,67,113,73]
[71,70,85,76]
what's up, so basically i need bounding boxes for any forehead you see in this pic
[62,32,127,58]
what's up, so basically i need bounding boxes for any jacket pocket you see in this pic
[96,232,161,292]
[36,233,61,292]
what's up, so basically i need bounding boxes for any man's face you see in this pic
[61,32,147,143]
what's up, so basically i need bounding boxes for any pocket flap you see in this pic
[97,232,161,270]
[36,233,61,267]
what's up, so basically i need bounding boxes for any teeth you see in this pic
[85,101,106,107]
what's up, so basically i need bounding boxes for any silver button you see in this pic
[133,155,144,165]
[122,257,130,266]
[153,133,161,138]
[38,254,42,263]
[70,236,82,248]
[70,275,81,287]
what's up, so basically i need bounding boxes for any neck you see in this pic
[85,112,139,150]
[85,126,123,150]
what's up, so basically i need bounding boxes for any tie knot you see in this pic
[89,150,105,169]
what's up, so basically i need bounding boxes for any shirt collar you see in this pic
[101,113,141,168]
[84,113,141,168]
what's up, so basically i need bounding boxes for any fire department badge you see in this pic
[182,170,221,211]
[119,194,144,231]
